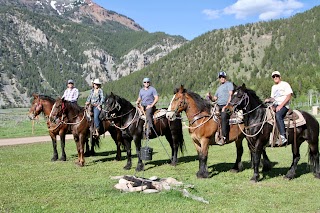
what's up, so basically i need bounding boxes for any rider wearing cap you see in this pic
[136,77,158,137]
[265,71,293,146]
[207,71,234,145]
[62,79,79,103]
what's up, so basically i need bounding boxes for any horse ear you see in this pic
[32,93,38,98]
[241,83,246,89]
[179,85,184,92]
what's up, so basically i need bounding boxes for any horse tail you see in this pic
[177,119,186,155]
[301,111,320,174]
[93,136,100,148]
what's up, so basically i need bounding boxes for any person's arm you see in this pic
[276,93,292,112]
[98,89,104,109]
[85,91,92,105]
[61,89,67,99]
[150,95,158,107]
[74,88,79,101]
[136,96,141,106]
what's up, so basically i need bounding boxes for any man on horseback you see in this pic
[85,78,104,136]
[265,71,293,146]
[135,77,158,137]
[206,71,234,145]
[62,79,79,103]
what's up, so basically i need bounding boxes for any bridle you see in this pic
[170,93,188,116]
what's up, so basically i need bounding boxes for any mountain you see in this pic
[0,0,187,108]
[104,6,320,104]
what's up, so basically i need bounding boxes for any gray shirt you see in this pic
[214,81,234,106]
[139,86,158,106]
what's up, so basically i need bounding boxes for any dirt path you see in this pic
[0,135,74,146]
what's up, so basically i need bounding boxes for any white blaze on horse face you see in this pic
[49,103,56,120]
[167,94,176,111]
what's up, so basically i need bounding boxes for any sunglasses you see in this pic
[272,75,280,78]
[144,81,150,83]
[218,76,225,79]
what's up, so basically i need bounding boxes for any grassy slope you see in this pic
[0,131,319,212]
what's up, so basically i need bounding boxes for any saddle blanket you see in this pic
[267,108,306,128]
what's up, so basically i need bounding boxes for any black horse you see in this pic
[104,93,185,171]
[229,84,320,182]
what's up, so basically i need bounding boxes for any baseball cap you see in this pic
[67,79,74,84]
[271,71,281,77]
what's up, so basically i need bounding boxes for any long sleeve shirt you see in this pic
[62,87,79,102]
[86,88,104,106]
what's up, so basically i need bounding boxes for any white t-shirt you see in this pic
[271,81,293,108]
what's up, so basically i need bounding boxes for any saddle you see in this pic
[266,108,306,128]
[138,107,167,121]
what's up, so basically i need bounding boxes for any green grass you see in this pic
[0,108,48,138]
[1,131,320,212]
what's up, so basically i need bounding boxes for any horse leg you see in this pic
[50,131,59,161]
[74,136,81,165]
[59,132,67,161]
[123,137,132,170]
[230,139,244,173]
[285,141,303,179]
[250,142,264,182]
[77,134,85,167]
[261,148,272,172]
[195,139,209,178]
[84,138,91,157]
[309,142,320,178]
[165,133,177,166]
[134,135,144,172]
[110,128,122,161]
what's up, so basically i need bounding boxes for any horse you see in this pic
[50,97,128,166]
[28,93,69,161]
[165,85,272,178]
[229,83,320,182]
[104,92,185,171]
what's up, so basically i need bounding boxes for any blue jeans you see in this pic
[275,106,288,136]
[93,106,101,129]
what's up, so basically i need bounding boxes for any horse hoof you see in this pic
[196,171,209,178]
[229,169,239,173]
[123,165,131,170]
[51,156,58,161]
[284,175,294,180]
[314,173,320,179]
[84,152,91,157]
[59,156,66,161]
[135,164,144,172]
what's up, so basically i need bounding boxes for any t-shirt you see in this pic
[214,81,234,106]
[139,86,158,106]
[271,81,293,108]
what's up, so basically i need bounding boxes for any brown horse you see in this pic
[49,98,126,166]
[166,85,271,178]
[28,94,69,161]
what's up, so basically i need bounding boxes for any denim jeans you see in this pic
[275,106,288,136]
[93,106,101,129]
[218,105,230,139]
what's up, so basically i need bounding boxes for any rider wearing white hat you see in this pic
[85,78,104,136]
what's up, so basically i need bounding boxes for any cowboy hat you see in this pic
[93,78,102,84]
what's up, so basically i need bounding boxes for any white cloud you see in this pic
[223,0,304,20]
[202,9,221,19]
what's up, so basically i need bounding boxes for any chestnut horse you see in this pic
[229,84,320,182]
[28,94,69,161]
[104,93,185,171]
[166,85,271,178]
[50,98,126,166]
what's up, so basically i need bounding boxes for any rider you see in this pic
[265,71,293,146]
[62,79,79,103]
[206,71,234,145]
[135,77,158,137]
[85,78,104,136]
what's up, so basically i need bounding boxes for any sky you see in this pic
[95,0,320,40]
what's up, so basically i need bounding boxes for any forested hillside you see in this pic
[104,6,320,104]
[0,4,186,107]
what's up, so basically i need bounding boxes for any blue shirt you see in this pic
[139,86,158,106]
[86,88,104,106]
[214,81,234,106]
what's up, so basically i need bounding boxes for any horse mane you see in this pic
[114,94,134,109]
[38,95,56,103]
[244,87,264,106]
[64,101,83,114]
[186,90,212,113]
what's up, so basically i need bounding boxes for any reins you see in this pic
[108,106,140,130]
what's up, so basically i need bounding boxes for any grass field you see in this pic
[1,108,320,212]
[1,130,320,212]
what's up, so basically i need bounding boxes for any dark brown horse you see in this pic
[229,84,320,182]
[104,93,185,171]
[49,98,126,166]
[165,85,271,178]
[28,94,69,161]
